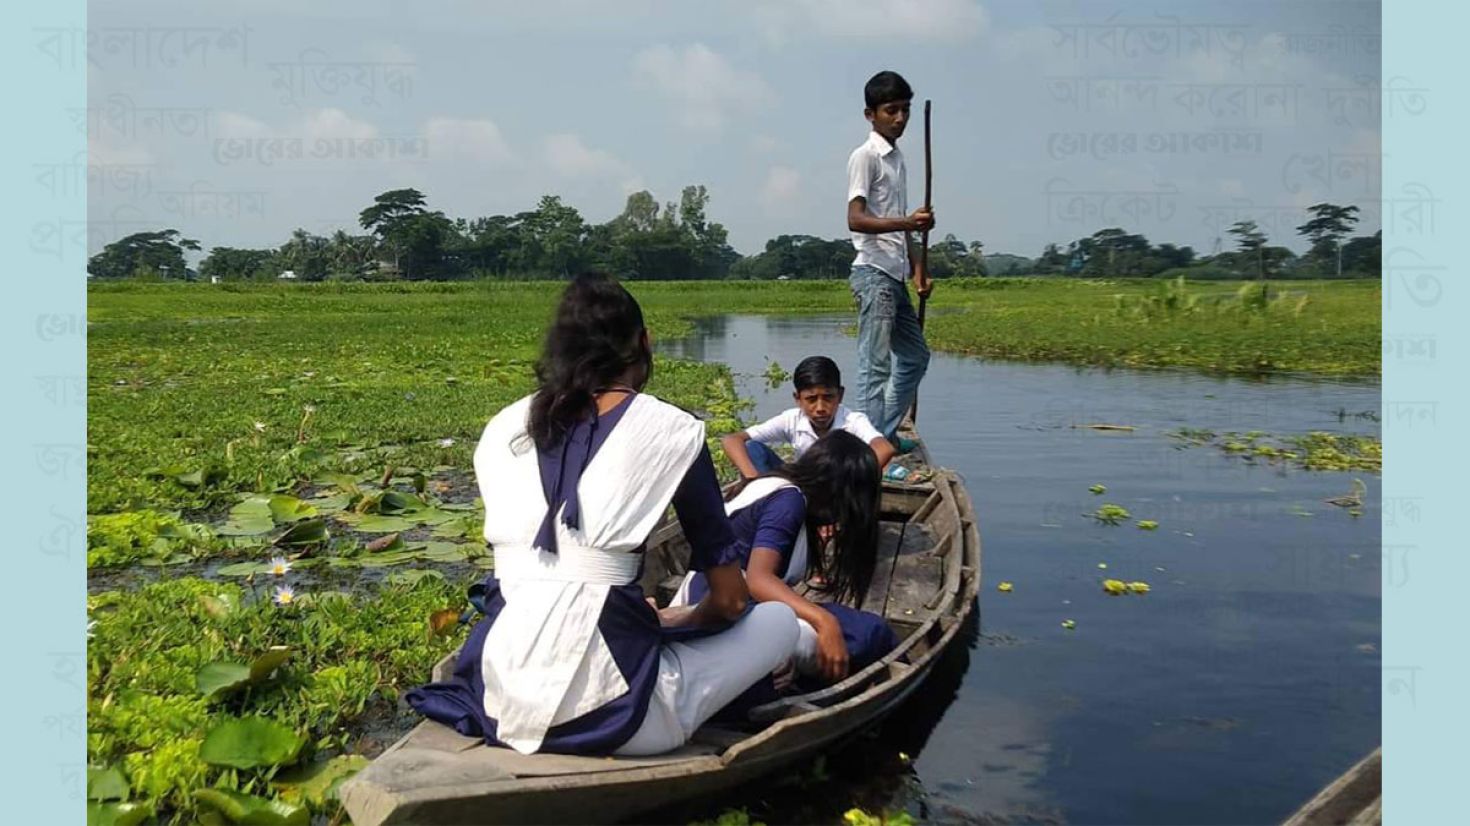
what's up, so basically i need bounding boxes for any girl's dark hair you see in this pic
[528,272,652,451]
[773,430,882,606]
[864,70,913,109]
[792,355,842,392]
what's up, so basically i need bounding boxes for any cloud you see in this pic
[759,165,802,208]
[303,108,379,141]
[757,0,988,44]
[424,117,516,166]
[631,43,773,131]
[542,133,642,192]
[214,110,275,139]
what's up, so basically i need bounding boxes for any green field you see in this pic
[85,277,1380,823]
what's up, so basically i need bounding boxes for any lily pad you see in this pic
[200,717,305,769]
[267,495,317,524]
[86,801,153,826]
[195,789,309,826]
[249,646,292,682]
[345,514,418,533]
[378,490,428,514]
[275,519,329,546]
[218,497,276,536]
[305,493,352,513]
[432,516,477,539]
[215,561,271,577]
[271,755,369,807]
[419,541,469,562]
[87,765,130,801]
[196,662,252,701]
[355,548,423,567]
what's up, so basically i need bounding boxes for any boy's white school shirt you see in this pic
[744,404,884,458]
[847,130,910,281]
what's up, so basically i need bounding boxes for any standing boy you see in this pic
[846,70,934,451]
[722,356,896,479]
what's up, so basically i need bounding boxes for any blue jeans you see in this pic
[849,265,930,441]
[746,441,784,474]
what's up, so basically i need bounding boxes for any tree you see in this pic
[277,229,331,280]
[1036,243,1068,274]
[1227,220,1268,280]
[87,229,200,280]
[1296,203,1360,277]
[199,246,276,281]
[358,188,429,274]
[1340,230,1382,278]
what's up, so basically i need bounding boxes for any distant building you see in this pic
[210,275,221,284]
[278,269,298,280]
[776,274,792,281]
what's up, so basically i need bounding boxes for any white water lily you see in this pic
[268,556,292,576]
[273,585,297,606]
[253,421,268,432]
[302,404,316,414]
[438,438,455,448]
[87,619,97,639]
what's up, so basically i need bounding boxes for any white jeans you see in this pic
[615,602,799,755]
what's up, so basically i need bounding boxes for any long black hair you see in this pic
[770,430,882,606]
[528,272,653,452]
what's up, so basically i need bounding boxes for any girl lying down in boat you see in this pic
[669,430,900,688]
[406,272,800,757]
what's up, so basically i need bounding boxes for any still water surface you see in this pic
[657,315,1381,825]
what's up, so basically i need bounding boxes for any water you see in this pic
[657,315,1381,825]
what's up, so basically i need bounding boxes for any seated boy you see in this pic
[722,356,896,478]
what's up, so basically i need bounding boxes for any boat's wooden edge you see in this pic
[1281,748,1382,826]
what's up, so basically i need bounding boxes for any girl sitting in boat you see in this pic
[406,272,799,756]
[672,430,899,686]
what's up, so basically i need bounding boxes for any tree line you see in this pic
[87,188,1379,283]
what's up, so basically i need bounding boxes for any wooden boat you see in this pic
[1281,748,1381,826]
[342,428,982,825]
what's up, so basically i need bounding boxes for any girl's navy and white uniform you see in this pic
[407,393,798,756]
[671,477,899,683]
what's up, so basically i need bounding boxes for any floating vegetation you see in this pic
[1102,579,1151,596]
[1088,484,1107,494]
[1136,520,1159,530]
[88,576,470,822]
[996,582,1014,592]
[1089,504,1132,525]
[1061,619,1077,630]
[1168,429,1381,474]
[762,359,791,389]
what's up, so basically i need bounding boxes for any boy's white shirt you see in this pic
[847,129,910,281]
[744,404,884,458]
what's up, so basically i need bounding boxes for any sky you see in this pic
[75,0,1384,260]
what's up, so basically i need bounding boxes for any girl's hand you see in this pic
[656,604,697,628]
[816,618,850,683]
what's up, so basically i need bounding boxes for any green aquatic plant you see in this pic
[1089,504,1131,525]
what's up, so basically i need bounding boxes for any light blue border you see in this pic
[1383,2,1462,824]
[4,2,86,821]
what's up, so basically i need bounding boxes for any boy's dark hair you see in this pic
[864,71,913,109]
[793,356,842,391]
